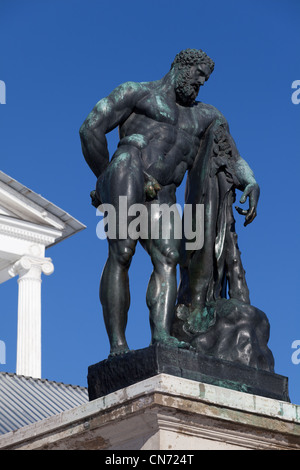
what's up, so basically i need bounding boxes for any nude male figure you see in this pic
[79,49,259,356]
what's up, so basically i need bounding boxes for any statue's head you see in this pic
[171,49,215,106]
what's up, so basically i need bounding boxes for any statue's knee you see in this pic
[164,248,180,266]
[115,245,135,267]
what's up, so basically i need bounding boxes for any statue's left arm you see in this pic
[213,114,260,226]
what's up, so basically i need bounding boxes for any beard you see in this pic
[174,68,200,106]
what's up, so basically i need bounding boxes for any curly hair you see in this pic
[171,48,215,74]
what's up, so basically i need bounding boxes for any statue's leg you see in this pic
[100,238,137,356]
[141,201,190,349]
[96,146,144,356]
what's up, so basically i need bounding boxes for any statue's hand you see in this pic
[144,172,161,200]
[90,190,101,208]
[145,180,161,199]
[235,183,260,226]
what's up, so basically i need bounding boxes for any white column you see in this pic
[10,256,54,378]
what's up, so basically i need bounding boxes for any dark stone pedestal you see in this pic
[87,344,290,402]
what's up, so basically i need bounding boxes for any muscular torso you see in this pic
[118,82,221,190]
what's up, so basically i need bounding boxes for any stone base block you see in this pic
[87,344,289,402]
[0,374,299,450]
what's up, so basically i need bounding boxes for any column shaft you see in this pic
[16,266,42,378]
[13,256,54,378]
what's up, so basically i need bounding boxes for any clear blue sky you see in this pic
[1,0,299,405]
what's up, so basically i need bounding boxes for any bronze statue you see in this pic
[80,49,273,372]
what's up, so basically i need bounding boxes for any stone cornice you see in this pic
[0,374,299,450]
[0,171,86,248]
[0,215,62,246]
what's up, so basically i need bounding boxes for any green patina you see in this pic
[113,81,145,102]
[234,156,256,187]
[197,374,250,395]
[95,97,111,113]
[155,95,172,119]
[123,134,147,148]
[187,305,216,334]
[108,152,131,172]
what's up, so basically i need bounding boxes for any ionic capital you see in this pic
[9,255,54,279]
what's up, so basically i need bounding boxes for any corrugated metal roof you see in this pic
[0,372,88,435]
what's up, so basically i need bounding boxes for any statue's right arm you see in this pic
[79,82,145,178]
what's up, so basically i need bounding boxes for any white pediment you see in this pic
[0,204,18,217]
[0,181,65,230]
[0,171,85,245]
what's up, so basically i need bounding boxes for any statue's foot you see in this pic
[108,345,130,358]
[152,334,191,350]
